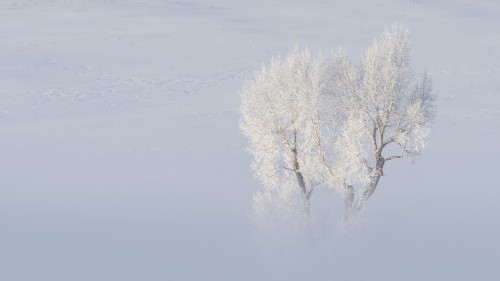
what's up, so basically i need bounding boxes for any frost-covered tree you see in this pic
[241,24,435,228]
[240,47,323,221]
[324,24,436,221]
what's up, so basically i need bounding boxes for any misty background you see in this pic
[1,0,499,280]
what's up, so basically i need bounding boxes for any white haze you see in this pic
[1,0,499,280]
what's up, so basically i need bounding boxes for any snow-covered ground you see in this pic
[1,0,499,280]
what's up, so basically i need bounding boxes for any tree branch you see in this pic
[384,155,403,161]
[264,92,294,152]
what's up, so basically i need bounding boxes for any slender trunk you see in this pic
[292,152,311,200]
[344,184,355,223]
[344,173,382,224]
[361,170,382,201]
[296,168,313,206]
[345,154,385,223]
[295,170,307,196]
[293,169,314,223]
[357,156,384,209]
[292,155,313,218]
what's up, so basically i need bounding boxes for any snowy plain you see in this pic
[1,0,499,280]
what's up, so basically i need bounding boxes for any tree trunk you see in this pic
[344,184,355,223]
[295,170,307,197]
[292,154,311,200]
[356,157,384,211]
[292,156,313,219]
[361,170,382,203]
[347,156,385,222]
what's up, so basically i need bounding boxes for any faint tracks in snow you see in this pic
[9,62,252,114]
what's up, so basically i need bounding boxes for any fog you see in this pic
[1,0,499,280]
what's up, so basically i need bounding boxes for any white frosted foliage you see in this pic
[241,24,436,227]
[322,24,436,220]
[240,46,323,225]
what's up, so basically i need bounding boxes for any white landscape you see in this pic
[1,0,499,280]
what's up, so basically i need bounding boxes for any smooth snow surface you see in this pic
[1,0,499,280]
